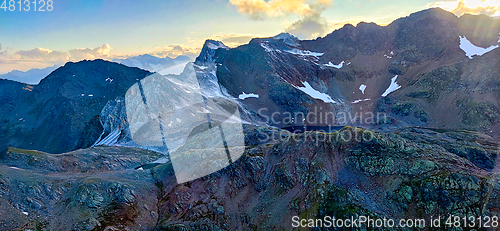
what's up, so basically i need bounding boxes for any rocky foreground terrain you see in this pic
[0,126,499,230]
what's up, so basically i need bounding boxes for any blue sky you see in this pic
[0,0,498,73]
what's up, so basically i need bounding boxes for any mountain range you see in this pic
[0,65,60,85]
[112,54,192,75]
[0,8,499,230]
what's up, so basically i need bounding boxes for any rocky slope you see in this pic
[0,126,498,230]
[197,8,500,136]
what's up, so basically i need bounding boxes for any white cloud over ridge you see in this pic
[151,44,200,60]
[11,44,112,65]
[0,44,112,73]
[429,0,500,17]
[229,0,334,40]
[229,0,333,18]
[285,9,329,39]
[68,44,111,61]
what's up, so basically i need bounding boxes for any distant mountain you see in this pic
[113,54,192,74]
[0,65,60,85]
[0,60,150,153]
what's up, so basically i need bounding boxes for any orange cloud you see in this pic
[211,33,257,47]
[429,0,500,17]
[229,0,333,18]
[68,44,112,60]
[151,45,201,59]
[14,47,70,63]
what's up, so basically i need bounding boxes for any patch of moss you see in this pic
[391,102,416,116]
[413,110,429,122]
[461,101,500,128]
[316,185,381,224]
[7,147,45,157]
[406,91,431,98]
[413,64,462,100]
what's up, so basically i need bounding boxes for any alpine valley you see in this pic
[1,8,500,230]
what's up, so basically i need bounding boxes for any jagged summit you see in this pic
[195,40,229,63]
[273,32,300,47]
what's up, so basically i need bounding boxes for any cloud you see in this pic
[211,33,256,47]
[0,44,6,57]
[0,44,113,73]
[14,48,71,64]
[229,0,333,18]
[151,45,201,59]
[229,0,334,40]
[286,10,329,39]
[10,44,112,65]
[429,0,500,17]
[68,44,112,60]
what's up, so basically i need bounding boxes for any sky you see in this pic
[1,0,499,74]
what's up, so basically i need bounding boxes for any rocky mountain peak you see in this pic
[195,40,229,64]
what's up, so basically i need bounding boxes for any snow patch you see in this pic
[325,61,344,69]
[273,33,300,47]
[207,41,229,50]
[381,75,402,97]
[137,167,144,171]
[384,54,393,59]
[9,166,21,170]
[105,78,113,83]
[94,129,121,147]
[194,64,208,70]
[285,49,324,57]
[459,36,499,59]
[239,92,259,100]
[88,94,94,97]
[359,84,367,94]
[351,99,371,104]
[261,43,275,53]
[22,211,29,216]
[295,81,337,104]
[260,43,282,55]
